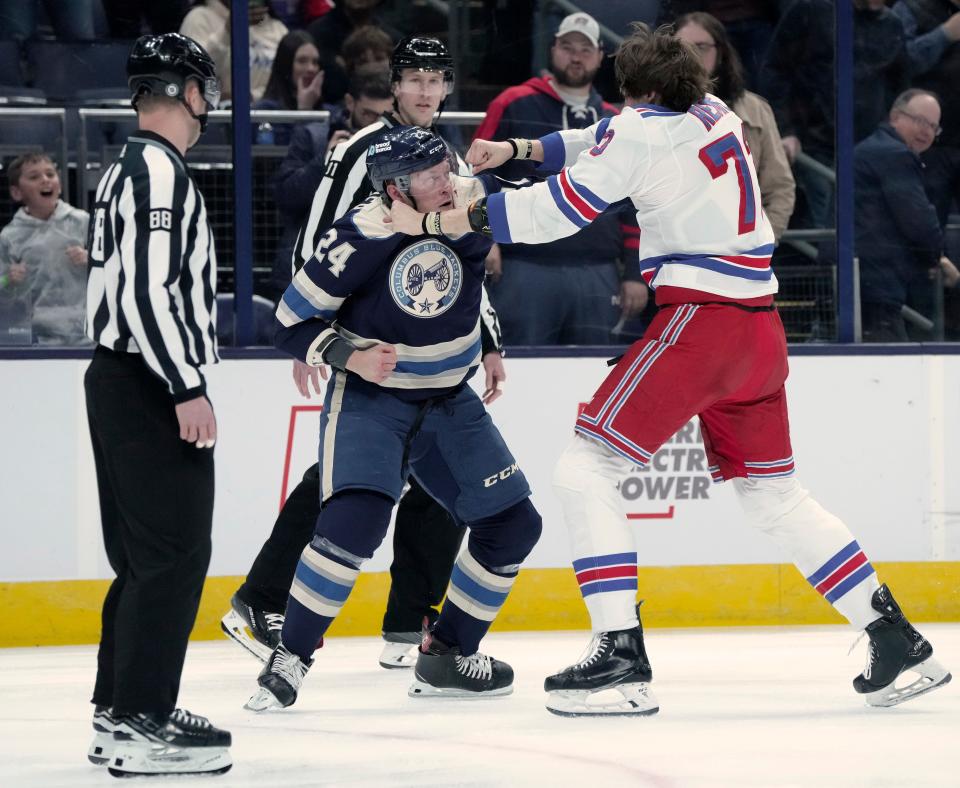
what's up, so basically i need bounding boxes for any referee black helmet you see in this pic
[390,35,455,86]
[128,33,221,128]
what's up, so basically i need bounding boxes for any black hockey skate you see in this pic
[244,643,314,712]
[87,705,117,766]
[544,608,658,717]
[853,584,951,707]
[220,592,284,663]
[108,708,231,777]
[409,628,514,698]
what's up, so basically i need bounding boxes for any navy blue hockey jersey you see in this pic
[274,174,496,401]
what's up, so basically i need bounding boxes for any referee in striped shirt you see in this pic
[83,34,230,774]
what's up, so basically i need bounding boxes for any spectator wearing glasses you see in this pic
[658,0,780,90]
[855,89,959,341]
[675,11,795,242]
[891,1,960,228]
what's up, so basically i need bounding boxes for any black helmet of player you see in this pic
[127,33,221,133]
[390,34,455,97]
[366,126,455,208]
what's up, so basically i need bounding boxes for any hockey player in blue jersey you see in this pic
[244,126,543,711]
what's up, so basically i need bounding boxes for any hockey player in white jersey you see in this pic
[390,23,951,715]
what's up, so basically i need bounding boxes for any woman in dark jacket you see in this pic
[254,30,326,146]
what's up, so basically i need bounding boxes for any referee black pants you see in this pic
[85,346,214,715]
[239,469,465,634]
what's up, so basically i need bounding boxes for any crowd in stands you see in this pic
[1,0,959,345]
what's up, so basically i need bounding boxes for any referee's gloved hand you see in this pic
[175,395,217,449]
[346,343,397,384]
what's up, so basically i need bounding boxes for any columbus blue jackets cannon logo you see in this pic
[390,240,463,318]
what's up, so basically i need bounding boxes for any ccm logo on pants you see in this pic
[484,463,520,487]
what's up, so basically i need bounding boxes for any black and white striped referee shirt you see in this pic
[85,130,218,402]
[289,113,505,352]
[293,111,469,272]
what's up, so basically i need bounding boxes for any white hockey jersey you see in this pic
[486,95,778,306]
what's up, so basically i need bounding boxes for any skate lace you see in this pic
[848,632,877,679]
[574,633,610,669]
[275,647,309,688]
[264,612,284,632]
[170,709,210,730]
[455,652,493,681]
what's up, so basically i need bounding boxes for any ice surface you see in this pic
[1,626,956,787]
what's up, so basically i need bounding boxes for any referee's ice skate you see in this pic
[87,705,118,766]
[220,592,283,663]
[544,618,659,717]
[409,629,514,697]
[245,643,313,711]
[852,584,951,707]
[379,631,420,669]
[108,709,231,777]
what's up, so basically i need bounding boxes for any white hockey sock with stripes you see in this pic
[553,434,639,633]
[733,477,881,629]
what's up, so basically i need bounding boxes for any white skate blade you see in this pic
[87,729,114,766]
[379,642,418,670]
[244,687,285,712]
[863,657,952,708]
[408,679,513,699]
[108,742,231,777]
[220,610,271,664]
[546,682,660,717]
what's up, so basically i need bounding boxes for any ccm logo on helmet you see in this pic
[483,462,520,488]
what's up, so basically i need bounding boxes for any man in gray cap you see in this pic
[472,12,648,345]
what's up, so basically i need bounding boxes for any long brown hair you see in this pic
[614,23,710,112]
[674,12,746,104]
[262,30,322,110]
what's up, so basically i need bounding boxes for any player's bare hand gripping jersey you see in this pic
[487,95,778,306]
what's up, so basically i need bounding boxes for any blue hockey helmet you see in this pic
[366,126,454,197]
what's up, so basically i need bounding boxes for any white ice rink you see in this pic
[2,626,957,787]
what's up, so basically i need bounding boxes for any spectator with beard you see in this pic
[473,12,647,345]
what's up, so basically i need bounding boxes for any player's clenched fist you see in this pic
[346,343,397,383]
[466,139,513,174]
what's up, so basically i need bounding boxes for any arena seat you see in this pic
[26,40,134,101]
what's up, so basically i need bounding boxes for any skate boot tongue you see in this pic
[574,632,611,670]
[872,584,905,623]
[456,651,493,682]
